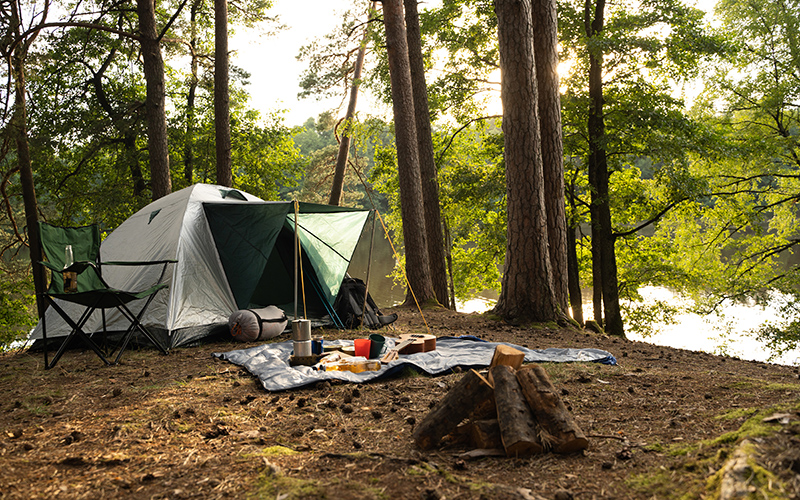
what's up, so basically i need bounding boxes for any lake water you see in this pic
[456,287,799,366]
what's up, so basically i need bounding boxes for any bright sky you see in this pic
[231,0,719,127]
[230,0,356,127]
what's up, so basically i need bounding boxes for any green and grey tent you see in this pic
[30,183,372,349]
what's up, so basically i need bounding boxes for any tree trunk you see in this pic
[492,0,559,323]
[585,0,624,336]
[565,165,583,327]
[137,0,171,200]
[8,21,45,317]
[381,0,435,305]
[531,0,569,314]
[566,220,584,326]
[184,0,201,185]
[329,2,374,206]
[405,0,449,308]
[214,0,232,187]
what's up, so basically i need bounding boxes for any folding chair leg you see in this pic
[111,295,169,365]
[44,298,112,369]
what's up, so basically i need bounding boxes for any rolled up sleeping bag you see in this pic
[228,305,288,342]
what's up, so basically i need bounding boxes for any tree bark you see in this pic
[566,220,584,326]
[329,3,375,206]
[184,0,201,185]
[413,369,494,450]
[404,0,449,308]
[492,0,559,323]
[516,364,589,453]
[8,4,45,317]
[9,33,47,318]
[137,0,172,200]
[531,0,569,314]
[585,0,624,336]
[214,0,232,187]
[381,0,435,305]
[491,364,543,456]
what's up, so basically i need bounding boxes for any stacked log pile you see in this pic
[412,345,589,457]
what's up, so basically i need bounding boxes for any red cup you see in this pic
[354,338,371,358]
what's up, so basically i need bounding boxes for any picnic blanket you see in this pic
[213,336,616,392]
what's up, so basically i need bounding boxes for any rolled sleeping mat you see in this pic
[228,306,289,342]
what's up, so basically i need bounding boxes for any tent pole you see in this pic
[293,199,298,321]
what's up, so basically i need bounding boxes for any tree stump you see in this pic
[490,365,543,456]
[516,364,589,453]
[413,369,494,450]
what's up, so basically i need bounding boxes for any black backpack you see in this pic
[334,277,398,329]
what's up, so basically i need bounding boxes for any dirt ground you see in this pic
[1,306,799,500]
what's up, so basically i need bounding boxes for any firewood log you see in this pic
[413,369,494,450]
[490,365,543,457]
[488,344,526,385]
[469,419,503,449]
[516,364,589,453]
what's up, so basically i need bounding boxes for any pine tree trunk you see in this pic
[382,0,435,305]
[492,0,559,323]
[531,0,569,314]
[4,2,47,318]
[566,221,584,326]
[9,30,45,317]
[585,0,624,336]
[329,3,374,206]
[184,0,201,185]
[405,0,449,308]
[214,0,232,187]
[137,0,172,200]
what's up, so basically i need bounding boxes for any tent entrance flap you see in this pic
[249,227,329,318]
[203,202,370,322]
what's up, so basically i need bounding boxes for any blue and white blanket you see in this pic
[213,336,616,392]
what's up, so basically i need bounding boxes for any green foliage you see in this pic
[292,115,392,208]
[0,274,37,350]
[370,118,507,302]
[297,3,377,101]
[437,120,506,299]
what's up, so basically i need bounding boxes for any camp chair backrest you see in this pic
[39,222,104,294]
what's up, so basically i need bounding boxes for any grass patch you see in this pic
[708,410,786,447]
[764,382,800,392]
[643,442,666,453]
[257,446,300,457]
[714,408,759,421]
[249,474,323,500]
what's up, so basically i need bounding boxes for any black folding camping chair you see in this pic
[37,222,175,369]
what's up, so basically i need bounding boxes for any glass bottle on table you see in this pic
[63,245,77,293]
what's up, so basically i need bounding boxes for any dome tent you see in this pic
[30,184,371,349]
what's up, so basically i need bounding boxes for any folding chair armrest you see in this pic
[39,260,97,274]
[95,259,177,289]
